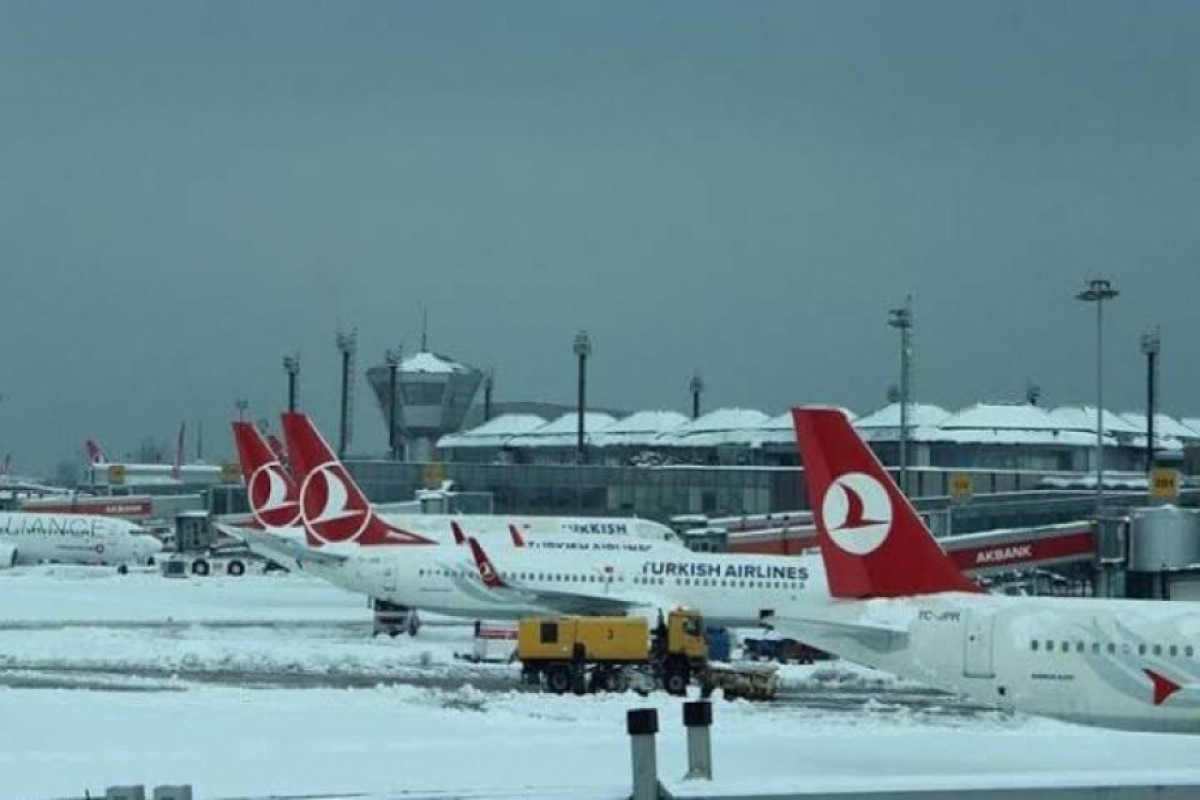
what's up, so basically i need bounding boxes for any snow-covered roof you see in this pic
[505,412,618,447]
[401,351,474,374]
[658,408,771,448]
[1049,406,1140,435]
[854,403,950,430]
[1184,419,1200,438]
[940,403,1059,431]
[749,409,854,446]
[592,410,689,448]
[436,414,547,449]
[1118,412,1200,441]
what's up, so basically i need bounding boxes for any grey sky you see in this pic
[1,1,1198,473]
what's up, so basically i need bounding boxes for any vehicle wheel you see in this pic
[191,559,210,576]
[663,667,689,697]
[604,668,629,693]
[406,612,420,637]
[117,564,129,575]
[546,665,572,694]
[226,560,246,576]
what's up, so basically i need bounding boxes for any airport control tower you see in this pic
[366,351,483,462]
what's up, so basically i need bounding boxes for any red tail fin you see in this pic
[281,411,433,548]
[791,407,979,598]
[467,537,505,589]
[85,439,107,465]
[450,520,466,546]
[233,421,300,530]
[171,422,186,481]
[266,434,287,463]
[508,524,526,548]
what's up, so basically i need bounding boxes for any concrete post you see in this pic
[683,700,713,780]
[627,707,659,800]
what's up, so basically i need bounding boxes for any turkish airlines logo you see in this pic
[821,472,893,555]
[249,463,300,529]
[299,462,370,544]
[478,558,497,583]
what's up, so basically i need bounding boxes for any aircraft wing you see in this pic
[215,524,348,570]
[770,605,911,650]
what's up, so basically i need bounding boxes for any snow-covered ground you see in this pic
[3,566,1200,799]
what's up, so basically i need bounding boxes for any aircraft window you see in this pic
[1076,641,1084,653]
[1123,643,1132,655]
[1153,645,1162,656]
[1061,641,1069,653]
[1046,641,1054,652]
[1170,645,1179,657]
[1188,646,1195,658]
[1031,640,1039,651]
[1092,643,1100,654]
[1107,643,1116,654]
[1138,644,1147,656]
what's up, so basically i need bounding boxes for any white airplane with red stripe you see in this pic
[232,413,825,626]
[776,407,1200,734]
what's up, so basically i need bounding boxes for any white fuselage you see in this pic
[306,538,826,626]
[0,512,162,567]
[782,593,1200,734]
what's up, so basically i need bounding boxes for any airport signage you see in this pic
[950,473,973,502]
[1150,468,1181,501]
[947,530,1095,572]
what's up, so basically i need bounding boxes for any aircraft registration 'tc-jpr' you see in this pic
[775,406,1200,735]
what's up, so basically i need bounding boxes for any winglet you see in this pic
[280,411,434,548]
[450,520,466,546]
[1145,669,1182,706]
[508,524,526,548]
[467,537,505,589]
[792,406,980,598]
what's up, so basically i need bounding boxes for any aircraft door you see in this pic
[963,611,996,679]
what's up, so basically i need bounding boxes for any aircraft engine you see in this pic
[0,542,17,569]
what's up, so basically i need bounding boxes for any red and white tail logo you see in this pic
[792,407,980,598]
[450,520,467,546]
[85,439,107,465]
[282,411,433,548]
[468,537,505,589]
[233,421,300,529]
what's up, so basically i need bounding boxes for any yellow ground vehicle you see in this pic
[517,609,710,696]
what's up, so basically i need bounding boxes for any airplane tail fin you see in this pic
[85,439,107,465]
[467,537,505,589]
[266,434,287,464]
[791,407,979,598]
[281,411,433,548]
[171,422,186,481]
[233,421,300,530]
[508,524,526,548]
[450,520,466,546]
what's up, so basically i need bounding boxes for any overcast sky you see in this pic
[1,1,1198,473]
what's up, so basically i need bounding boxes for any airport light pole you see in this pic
[1141,326,1160,473]
[483,370,494,423]
[690,370,704,420]
[1076,278,1118,514]
[336,329,358,458]
[283,354,300,413]
[385,346,402,460]
[574,330,592,464]
[235,398,249,422]
[888,296,914,496]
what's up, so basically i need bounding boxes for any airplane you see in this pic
[229,419,681,550]
[775,406,1200,734]
[243,411,827,628]
[0,511,162,568]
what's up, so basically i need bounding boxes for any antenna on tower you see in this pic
[421,306,429,352]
